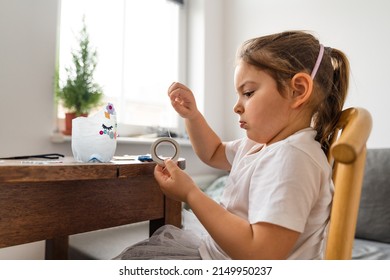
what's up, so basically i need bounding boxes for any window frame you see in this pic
[56,0,188,139]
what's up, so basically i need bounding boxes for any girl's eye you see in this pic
[243,91,254,97]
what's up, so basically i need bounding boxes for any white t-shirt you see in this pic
[199,128,334,259]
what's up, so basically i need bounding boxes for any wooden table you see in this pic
[0,158,184,259]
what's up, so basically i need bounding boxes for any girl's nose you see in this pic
[233,101,243,114]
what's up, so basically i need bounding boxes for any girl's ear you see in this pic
[290,73,313,109]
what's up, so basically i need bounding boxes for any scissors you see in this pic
[0,153,65,160]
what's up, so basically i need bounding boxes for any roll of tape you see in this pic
[150,137,180,166]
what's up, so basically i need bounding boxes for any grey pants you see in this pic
[113,225,202,260]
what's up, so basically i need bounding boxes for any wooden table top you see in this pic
[0,157,185,183]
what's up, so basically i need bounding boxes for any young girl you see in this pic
[114,30,350,260]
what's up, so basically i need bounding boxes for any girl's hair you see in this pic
[237,31,350,154]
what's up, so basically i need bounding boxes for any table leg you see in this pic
[45,236,69,260]
[149,197,182,236]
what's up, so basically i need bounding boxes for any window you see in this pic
[58,0,185,136]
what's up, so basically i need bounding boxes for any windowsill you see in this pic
[50,132,192,146]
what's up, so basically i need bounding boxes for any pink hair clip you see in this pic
[310,44,324,79]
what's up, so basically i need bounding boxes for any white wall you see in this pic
[186,0,226,138]
[0,0,59,260]
[221,0,390,147]
[1,0,389,259]
[0,0,59,154]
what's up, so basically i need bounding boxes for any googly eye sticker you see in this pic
[150,137,180,166]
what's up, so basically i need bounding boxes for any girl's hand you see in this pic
[168,82,200,120]
[154,159,198,203]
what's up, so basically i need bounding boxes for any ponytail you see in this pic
[313,48,350,154]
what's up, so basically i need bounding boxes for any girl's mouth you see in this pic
[239,121,247,129]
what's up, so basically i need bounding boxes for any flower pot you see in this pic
[63,112,88,135]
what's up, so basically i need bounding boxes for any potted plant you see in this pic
[56,17,104,135]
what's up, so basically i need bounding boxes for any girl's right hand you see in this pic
[168,82,199,120]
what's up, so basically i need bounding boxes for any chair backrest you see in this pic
[324,107,372,259]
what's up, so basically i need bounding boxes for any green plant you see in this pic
[56,17,103,116]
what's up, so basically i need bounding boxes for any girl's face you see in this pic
[233,60,295,144]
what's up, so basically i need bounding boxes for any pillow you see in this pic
[355,148,390,243]
[184,174,228,210]
[203,175,228,204]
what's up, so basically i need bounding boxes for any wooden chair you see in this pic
[324,107,372,259]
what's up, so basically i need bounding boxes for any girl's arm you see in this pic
[154,160,300,260]
[168,82,230,170]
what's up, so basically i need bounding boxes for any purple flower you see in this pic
[106,103,115,115]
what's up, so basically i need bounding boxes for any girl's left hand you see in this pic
[154,159,197,203]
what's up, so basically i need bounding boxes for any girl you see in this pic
[114,30,350,260]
